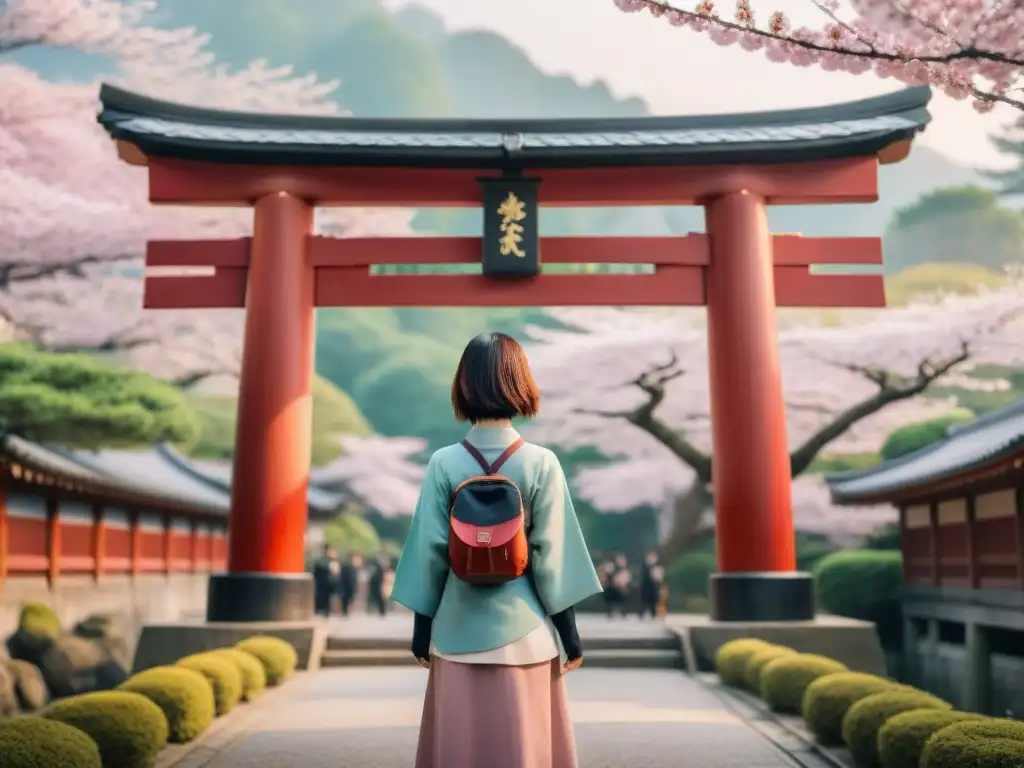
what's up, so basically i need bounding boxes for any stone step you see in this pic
[325,634,680,653]
[321,649,418,668]
[320,647,685,670]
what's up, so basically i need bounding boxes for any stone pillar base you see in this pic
[709,572,815,622]
[206,573,314,623]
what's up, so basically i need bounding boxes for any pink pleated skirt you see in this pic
[415,656,578,768]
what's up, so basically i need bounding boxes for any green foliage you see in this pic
[813,550,904,650]
[842,690,951,768]
[235,637,298,687]
[667,552,717,599]
[176,653,243,717]
[207,649,266,702]
[759,654,849,714]
[18,603,60,640]
[920,719,1024,768]
[802,672,899,745]
[884,262,1009,306]
[714,639,773,687]
[46,690,169,768]
[118,666,215,744]
[884,186,1024,274]
[324,511,382,557]
[744,646,797,692]
[0,715,102,768]
[862,524,901,551]
[0,344,198,449]
[880,409,975,460]
[808,452,883,474]
[878,709,988,768]
[183,375,370,464]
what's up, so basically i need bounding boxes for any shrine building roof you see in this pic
[826,398,1024,505]
[97,83,932,168]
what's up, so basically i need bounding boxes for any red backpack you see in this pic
[448,438,530,586]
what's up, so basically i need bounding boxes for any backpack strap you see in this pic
[460,438,526,475]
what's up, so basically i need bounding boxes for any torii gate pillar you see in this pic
[704,191,813,621]
[206,192,317,622]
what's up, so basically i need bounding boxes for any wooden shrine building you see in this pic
[827,398,1024,716]
[97,84,933,624]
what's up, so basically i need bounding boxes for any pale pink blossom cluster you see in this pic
[311,436,429,517]
[0,0,410,385]
[523,280,1024,540]
[613,0,1024,111]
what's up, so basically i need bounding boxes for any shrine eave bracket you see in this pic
[96,83,932,169]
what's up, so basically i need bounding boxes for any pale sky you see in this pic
[390,0,1018,169]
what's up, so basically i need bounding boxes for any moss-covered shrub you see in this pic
[921,719,1024,768]
[119,666,214,743]
[714,638,772,688]
[177,653,243,716]
[18,604,61,639]
[235,636,298,686]
[802,672,898,745]
[842,690,951,768]
[0,715,102,768]
[760,654,848,714]
[4,659,49,712]
[47,690,168,768]
[6,604,61,663]
[209,648,266,701]
[744,645,797,692]
[878,709,988,768]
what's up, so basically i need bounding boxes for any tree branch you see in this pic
[0,253,140,290]
[789,341,971,475]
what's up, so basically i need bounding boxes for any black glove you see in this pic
[551,606,583,661]
[412,613,432,661]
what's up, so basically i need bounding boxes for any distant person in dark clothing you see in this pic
[639,550,666,619]
[598,555,616,616]
[339,554,362,616]
[607,553,632,618]
[313,545,339,617]
[367,556,392,617]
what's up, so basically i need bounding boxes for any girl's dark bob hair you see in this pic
[451,333,541,423]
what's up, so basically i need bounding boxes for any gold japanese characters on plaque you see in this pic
[480,178,541,277]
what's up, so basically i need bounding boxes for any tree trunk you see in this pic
[658,478,714,564]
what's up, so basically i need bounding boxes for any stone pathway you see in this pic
[185,666,800,768]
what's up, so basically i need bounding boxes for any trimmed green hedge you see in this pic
[878,709,988,768]
[921,719,1024,768]
[802,672,897,745]
[760,654,848,715]
[744,645,797,692]
[0,715,102,768]
[235,636,298,686]
[119,666,215,743]
[715,639,772,688]
[209,648,266,701]
[47,690,169,768]
[177,653,243,716]
[842,690,951,768]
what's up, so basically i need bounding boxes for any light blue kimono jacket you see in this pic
[390,426,603,661]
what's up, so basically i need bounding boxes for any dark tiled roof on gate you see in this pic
[97,83,932,168]
[826,398,1024,504]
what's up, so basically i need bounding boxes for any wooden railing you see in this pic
[0,487,228,587]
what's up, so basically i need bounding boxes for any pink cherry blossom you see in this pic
[0,2,409,384]
[523,279,1024,542]
[613,0,1024,111]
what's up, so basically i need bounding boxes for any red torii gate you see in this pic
[98,84,932,624]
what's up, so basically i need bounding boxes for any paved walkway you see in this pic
[186,670,799,767]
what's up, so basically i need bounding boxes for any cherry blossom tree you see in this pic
[311,436,429,517]
[612,0,1024,111]
[524,279,1024,558]
[0,1,410,385]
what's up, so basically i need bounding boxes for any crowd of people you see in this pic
[312,546,396,618]
[597,550,667,618]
